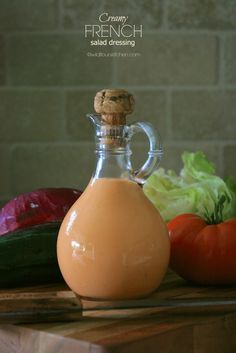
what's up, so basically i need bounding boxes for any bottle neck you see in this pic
[92,122,133,180]
[89,116,163,185]
[93,146,132,180]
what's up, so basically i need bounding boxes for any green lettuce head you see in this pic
[144,151,234,222]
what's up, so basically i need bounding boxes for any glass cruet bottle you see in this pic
[57,89,170,300]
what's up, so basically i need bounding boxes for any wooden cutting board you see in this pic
[0,271,235,353]
[0,286,82,324]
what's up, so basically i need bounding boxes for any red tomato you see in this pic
[168,214,236,285]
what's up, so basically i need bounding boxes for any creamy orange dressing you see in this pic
[57,178,170,300]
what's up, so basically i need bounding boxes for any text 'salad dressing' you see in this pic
[57,89,170,300]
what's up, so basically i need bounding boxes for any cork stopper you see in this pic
[94,89,134,125]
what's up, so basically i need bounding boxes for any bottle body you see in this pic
[57,89,170,300]
[57,177,170,300]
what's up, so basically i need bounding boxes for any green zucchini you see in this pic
[0,222,64,287]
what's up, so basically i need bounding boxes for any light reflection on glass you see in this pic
[66,210,77,235]
[71,239,95,260]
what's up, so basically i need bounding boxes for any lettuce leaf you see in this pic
[224,176,236,219]
[144,151,234,222]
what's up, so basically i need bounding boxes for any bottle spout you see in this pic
[86,113,102,127]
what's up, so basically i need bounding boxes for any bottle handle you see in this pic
[128,122,163,185]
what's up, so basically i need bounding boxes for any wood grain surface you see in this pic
[0,271,235,353]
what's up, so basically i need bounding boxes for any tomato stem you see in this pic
[204,194,230,224]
